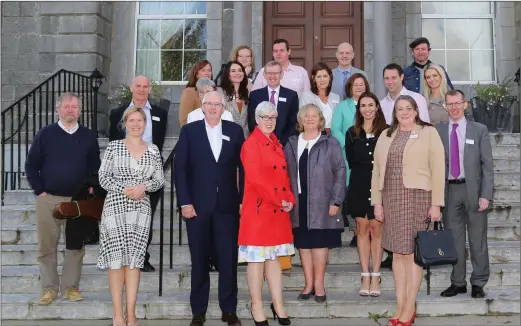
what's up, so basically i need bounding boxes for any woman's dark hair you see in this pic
[386,95,432,137]
[345,73,371,99]
[310,62,333,96]
[186,60,213,88]
[354,92,387,138]
[220,61,249,104]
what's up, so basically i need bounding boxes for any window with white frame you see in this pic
[421,1,495,83]
[135,1,207,83]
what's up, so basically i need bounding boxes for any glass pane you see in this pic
[430,50,446,67]
[161,51,182,81]
[137,20,160,50]
[471,50,494,81]
[446,19,469,49]
[183,51,207,81]
[161,2,184,15]
[422,2,444,14]
[446,50,470,81]
[184,19,207,49]
[185,2,206,14]
[422,19,445,49]
[139,2,161,15]
[469,19,492,49]
[445,1,490,15]
[161,20,183,49]
[136,50,160,81]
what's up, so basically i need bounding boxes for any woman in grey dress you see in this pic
[98,106,164,326]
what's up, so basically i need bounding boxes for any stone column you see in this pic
[232,2,252,48]
[373,2,393,99]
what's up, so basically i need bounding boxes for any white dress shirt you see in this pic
[205,119,223,162]
[187,108,234,124]
[380,87,430,125]
[58,120,79,134]
[128,100,153,143]
[297,133,321,194]
[267,85,281,107]
[448,117,467,179]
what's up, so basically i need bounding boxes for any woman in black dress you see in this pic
[345,92,388,297]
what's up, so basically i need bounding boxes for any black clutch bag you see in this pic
[414,221,458,294]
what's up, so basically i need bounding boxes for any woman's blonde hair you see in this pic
[118,105,146,132]
[229,45,255,74]
[296,104,326,133]
[422,63,449,104]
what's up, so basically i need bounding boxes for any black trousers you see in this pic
[144,189,162,263]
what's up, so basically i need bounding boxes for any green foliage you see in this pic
[368,311,389,325]
[475,74,518,106]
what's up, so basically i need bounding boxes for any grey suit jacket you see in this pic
[331,66,366,101]
[436,120,494,210]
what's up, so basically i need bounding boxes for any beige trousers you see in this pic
[36,194,85,293]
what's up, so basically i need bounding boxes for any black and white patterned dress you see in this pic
[97,140,164,270]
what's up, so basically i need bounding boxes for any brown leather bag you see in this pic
[278,256,292,274]
[52,197,105,221]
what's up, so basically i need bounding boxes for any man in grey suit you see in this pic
[436,89,494,299]
[331,42,366,101]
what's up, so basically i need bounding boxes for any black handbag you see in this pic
[414,221,458,295]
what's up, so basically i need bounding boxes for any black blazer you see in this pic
[108,103,168,152]
[174,120,245,215]
[247,86,299,145]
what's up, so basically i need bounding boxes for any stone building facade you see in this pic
[2,1,520,137]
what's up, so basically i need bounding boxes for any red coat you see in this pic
[238,128,295,246]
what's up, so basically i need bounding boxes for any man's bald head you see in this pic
[336,42,355,68]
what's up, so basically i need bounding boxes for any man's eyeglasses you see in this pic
[204,102,224,108]
[259,115,277,122]
[446,101,465,108]
[265,72,281,76]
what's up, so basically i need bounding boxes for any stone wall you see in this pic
[391,2,407,67]
[515,1,521,132]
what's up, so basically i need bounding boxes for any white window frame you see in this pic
[421,2,497,85]
[133,2,207,85]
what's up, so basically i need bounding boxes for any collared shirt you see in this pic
[205,119,223,162]
[448,117,467,180]
[267,85,281,107]
[252,62,311,94]
[380,87,431,125]
[58,120,79,134]
[186,108,234,124]
[297,133,321,194]
[128,100,153,143]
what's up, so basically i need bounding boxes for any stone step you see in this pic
[2,263,518,295]
[1,241,518,267]
[1,288,518,320]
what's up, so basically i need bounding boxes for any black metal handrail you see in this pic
[1,69,99,204]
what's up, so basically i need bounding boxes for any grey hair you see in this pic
[118,105,146,132]
[202,90,224,105]
[55,92,81,111]
[195,78,216,91]
[264,60,282,71]
[255,101,278,119]
[131,75,151,86]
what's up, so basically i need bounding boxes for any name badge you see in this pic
[152,116,160,121]
[465,139,474,145]
[409,134,418,139]
[279,97,287,102]
[292,78,300,83]
[332,100,339,104]
[222,135,230,141]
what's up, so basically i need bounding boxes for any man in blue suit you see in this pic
[248,61,299,145]
[174,91,245,326]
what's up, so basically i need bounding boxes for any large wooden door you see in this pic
[264,2,363,73]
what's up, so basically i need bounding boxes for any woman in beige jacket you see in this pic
[371,95,445,326]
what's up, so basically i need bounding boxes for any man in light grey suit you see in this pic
[331,42,366,101]
[436,89,494,299]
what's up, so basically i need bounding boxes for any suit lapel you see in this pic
[198,121,217,163]
[150,106,161,145]
[403,124,421,156]
[463,121,474,167]
[218,122,231,163]
[439,122,450,165]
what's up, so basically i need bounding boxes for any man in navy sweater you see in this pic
[25,92,101,305]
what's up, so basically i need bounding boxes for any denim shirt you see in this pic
[403,62,454,93]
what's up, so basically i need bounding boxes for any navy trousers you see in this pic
[185,211,239,315]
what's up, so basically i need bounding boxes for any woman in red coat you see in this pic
[239,101,295,326]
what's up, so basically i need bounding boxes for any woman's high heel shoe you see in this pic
[369,272,382,297]
[359,272,371,296]
[397,311,416,325]
[251,311,269,326]
[270,303,291,325]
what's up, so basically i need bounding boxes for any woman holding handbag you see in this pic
[239,101,295,326]
[372,95,445,326]
[284,103,346,303]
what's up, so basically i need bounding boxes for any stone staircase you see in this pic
[1,134,520,321]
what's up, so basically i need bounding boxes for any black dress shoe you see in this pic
[221,312,242,326]
[190,314,206,326]
[349,236,357,248]
[140,261,155,272]
[471,285,485,298]
[440,284,467,297]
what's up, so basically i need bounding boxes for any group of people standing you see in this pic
[25,36,494,326]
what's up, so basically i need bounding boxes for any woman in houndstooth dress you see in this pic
[372,95,445,326]
[97,106,164,326]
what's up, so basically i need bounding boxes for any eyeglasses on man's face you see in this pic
[259,115,277,122]
[446,101,465,109]
[204,102,224,108]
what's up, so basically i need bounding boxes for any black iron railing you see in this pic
[1,69,102,204]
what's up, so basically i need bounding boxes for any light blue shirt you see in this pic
[331,66,367,101]
[128,100,153,143]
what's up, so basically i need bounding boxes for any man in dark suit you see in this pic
[108,75,168,272]
[174,91,244,326]
[248,61,299,145]
[436,89,493,299]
